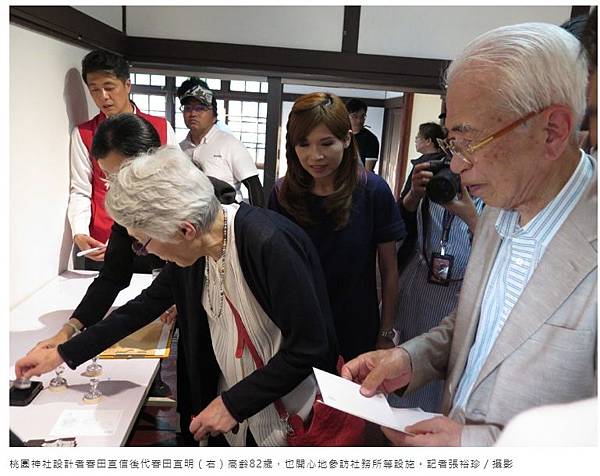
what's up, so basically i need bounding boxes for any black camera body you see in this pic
[426,157,461,204]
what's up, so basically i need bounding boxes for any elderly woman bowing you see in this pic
[16,145,338,446]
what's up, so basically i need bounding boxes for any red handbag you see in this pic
[226,296,365,446]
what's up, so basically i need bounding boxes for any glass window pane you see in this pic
[258,133,266,146]
[260,82,269,93]
[216,99,226,120]
[259,102,268,117]
[149,95,165,112]
[176,76,188,87]
[207,78,222,90]
[242,101,258,117]
[228,100,242,118]
[136,74,150,85]
[242,121,256,133]
[150,74,165,87]
[256,148,265,164]
[230,80,245,92]
[246,81,260,93]
[247,148,257,161]
[175,112,185,129]
[258,123,266,134]
[149,110,166,118]
[242,132,258,144]
[228,121,242,132]
[132,94,149,111]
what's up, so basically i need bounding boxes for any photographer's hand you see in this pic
[443,185,478,232]
[402,163,433,212]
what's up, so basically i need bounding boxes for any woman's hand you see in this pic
[159,305,178,325]
[16,347,64,379]
[29,328,71,354]
[443,185,478,232]
[189,396,237,441]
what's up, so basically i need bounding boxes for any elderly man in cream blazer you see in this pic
[342,22,597,447]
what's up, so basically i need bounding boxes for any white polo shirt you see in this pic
[180,125,258,202]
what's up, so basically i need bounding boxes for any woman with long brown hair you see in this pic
[269,92,405,361]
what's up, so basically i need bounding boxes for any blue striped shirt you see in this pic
[453,152,594,411]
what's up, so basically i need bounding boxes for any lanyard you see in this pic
[421,198,455,259]
[439,209,455,256]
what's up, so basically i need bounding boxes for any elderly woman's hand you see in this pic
[159,305,177,325]
[189,396,238,441]
[16,347,64,380]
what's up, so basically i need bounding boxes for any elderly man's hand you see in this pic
[15,347,64,379]
[382,416,462,446]
[189,396,237,441]
[340,347,412,397]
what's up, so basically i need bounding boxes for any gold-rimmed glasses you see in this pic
[437,110,539,166]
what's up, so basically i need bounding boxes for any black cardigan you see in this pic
[58,204,338,422]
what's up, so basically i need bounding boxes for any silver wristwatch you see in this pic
[379,328,396,340]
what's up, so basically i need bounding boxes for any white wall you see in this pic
[10,25,97,308]
[359,6,571,59]
[126,6,344,52]
[73,6,123,31]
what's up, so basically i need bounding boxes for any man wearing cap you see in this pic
[68,50,177,268]
[177,78,264,207]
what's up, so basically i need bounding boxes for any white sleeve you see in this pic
[165,121,178,146]
[67,127,93,237]
[228,137,259,183]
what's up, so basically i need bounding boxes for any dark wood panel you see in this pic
[126,37,448,93]
[10,6,125,53]
[263,77,283,201]
[342,6,361,54]
[571,6,591,18]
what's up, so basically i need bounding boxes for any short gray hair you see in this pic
[105,145,220,241]
[445,22,588,129]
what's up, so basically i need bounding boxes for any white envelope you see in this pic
[313,367,440,433]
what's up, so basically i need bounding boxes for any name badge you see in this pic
[428,252,454,286]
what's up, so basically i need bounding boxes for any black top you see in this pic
[269,173,406,360]
[354,128,380,165]
[58,204,338,423]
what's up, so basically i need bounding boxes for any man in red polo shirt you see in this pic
[68,50,176,268]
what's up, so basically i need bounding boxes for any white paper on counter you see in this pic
[49,409,123,437]
[313,367,441,433]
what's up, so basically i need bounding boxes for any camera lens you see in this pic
[426,168,461,204]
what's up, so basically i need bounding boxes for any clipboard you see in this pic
[99,318,175,359]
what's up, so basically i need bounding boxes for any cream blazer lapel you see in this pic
[444,207,501,406]
[472,173,597,391]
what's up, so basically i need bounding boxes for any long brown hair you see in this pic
[278,92,362,230]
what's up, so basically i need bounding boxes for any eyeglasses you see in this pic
[132,238,152,256]
[349,112,366,120]
[437,110,539,167]
[180,104,210,114]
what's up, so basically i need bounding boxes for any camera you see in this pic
[425,157,461,204]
